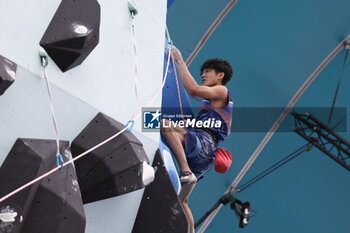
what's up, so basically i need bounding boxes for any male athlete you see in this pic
[160,47,233,233]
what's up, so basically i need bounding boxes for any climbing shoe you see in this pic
[179,171,197,185]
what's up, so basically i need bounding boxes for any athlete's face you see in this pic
[201,68,224,86]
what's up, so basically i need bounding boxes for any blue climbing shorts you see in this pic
[184,128,217,180]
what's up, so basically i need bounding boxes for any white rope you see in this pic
[42,58,61,157]
[197,35,350,232]
[0,46,173,203]
[131,12,139,120]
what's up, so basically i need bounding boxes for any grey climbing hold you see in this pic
[40,0,101,72]
[0,55,16,96]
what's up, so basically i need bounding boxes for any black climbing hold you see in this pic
[0,139,85,233]
[0,55,16,96]
[132,150,189,233]
[71,112,151,204]
[40,0,101,72]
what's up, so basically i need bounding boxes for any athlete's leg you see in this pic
[161,119,196,233]
[180,183,196,233]
[160,119,191,173]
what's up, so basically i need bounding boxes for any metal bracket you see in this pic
[291,111,350,172]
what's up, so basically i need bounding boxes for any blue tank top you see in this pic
[196,91,233,145]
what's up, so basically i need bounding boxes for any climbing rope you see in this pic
[0,43,173,203]
[129,0,139,120]
[327,47,349,127]
[39,47,63,169]
[170,50,185,120]
[165,25,185,120]
[171,53,184,119]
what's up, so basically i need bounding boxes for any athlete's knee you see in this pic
[182,198,189,205]
[160,119,169,134]
[161,119,175,135]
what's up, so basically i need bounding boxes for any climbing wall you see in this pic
[0,139,85,233]
[0,0,167,233]
[0,55,16,96]
[132,150,189,233]
[0,0,166,137]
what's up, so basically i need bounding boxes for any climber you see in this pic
[160,46,234,233]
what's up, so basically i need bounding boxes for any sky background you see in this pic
[166,0,350,232]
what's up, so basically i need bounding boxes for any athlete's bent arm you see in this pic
[172,47,227,101]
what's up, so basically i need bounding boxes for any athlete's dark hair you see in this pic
[200,58,233,85]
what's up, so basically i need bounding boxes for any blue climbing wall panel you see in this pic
[160,40,194,194]
[167,0,176,9]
